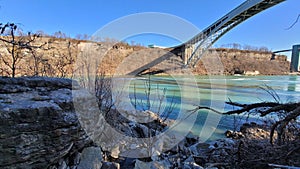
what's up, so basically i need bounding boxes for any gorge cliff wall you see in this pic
[193,48,290,75]
[0,37,291,76]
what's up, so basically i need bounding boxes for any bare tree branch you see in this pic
[194,99,300,146]
[0,23,46,77]
[224,101,281,115]
[270,106,300,145]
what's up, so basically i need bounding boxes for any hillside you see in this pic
[193,48,290,75]
[0,37,290,77]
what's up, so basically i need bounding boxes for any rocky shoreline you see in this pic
[0,77,299,169]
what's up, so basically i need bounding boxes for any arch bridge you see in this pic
[127,0,286,75]
[174,0,285,67]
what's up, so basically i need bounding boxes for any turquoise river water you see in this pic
[113,75,300,141]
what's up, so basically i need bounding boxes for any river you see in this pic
[113,75,300,142]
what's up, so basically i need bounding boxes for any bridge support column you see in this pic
[182,45,194,65]
[291,45,300,72]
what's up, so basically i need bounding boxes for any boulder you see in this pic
[122,110,159,123]
[189,142,210,156]
[183,162,204,169]
[101,161,120,169]
[134,159,171,169]
[77,147,103,169]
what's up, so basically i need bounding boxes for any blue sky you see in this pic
[0,0,299,55]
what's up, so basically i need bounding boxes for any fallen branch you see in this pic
[191,106,223,115]
[224,101,281,115]
[260,102,300,116]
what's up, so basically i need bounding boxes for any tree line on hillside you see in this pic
[0,23,143,78]
[0,23,80,77]
[1,22,291,78]
[219,43,271,53]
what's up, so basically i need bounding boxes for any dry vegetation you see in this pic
[0,23,145,78]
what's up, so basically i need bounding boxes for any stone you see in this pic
[57,160,68,169]
[134,160,171,169]
[183,164,192,169]
[101,162,120,169]
[110,145,120,159]
[210,138,236,149]
[49,166,58,169]
[123,110,159,123]
[72,152,81,165]
[189,142,210,155]
[183,162,204,169]
[184,156,195,164]
[77,147,103,169]
[129,122,149,138]
[225,130,244,139]
[186,131,199,145]
[239,123,274,140]
[193,156,206,167]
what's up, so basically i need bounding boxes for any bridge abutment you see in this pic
[291,45,300,72]
[177,44,195,65]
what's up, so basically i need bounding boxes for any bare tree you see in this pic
[27,44,51,76]
[75,34,90,40]
[35,30,48,36]
[53,31,67,39]
[50,40,77,77]
[82,34,90,40]
[95,71,113,114]
[0,23,45,77]
[232,43,242,50]
[75,34,83,40]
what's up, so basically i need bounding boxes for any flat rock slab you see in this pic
[0,77,91,168]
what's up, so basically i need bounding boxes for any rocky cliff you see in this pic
[193,48,290,75]
[0,77,91,168]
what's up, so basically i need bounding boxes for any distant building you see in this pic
[290,45,300,72]
[148,44,167,49]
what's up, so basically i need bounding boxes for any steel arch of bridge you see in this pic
[173,0,286,67]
